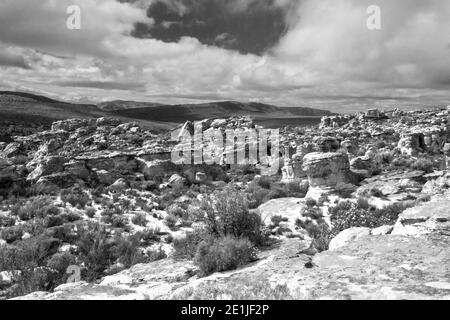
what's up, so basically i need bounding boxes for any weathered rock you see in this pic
[194,172,207,183]
[392,199,450,236]
[257,198,306,229]
[27,156,67,182]
[51,119,95,132]
[397,132,426,156]
[63,160,90,180]
[14,234,450,300]
[167,174,186,189]
[302,152,352,188]
[371,225,393,236]
[328,227,371,250]
[302,152,356,199]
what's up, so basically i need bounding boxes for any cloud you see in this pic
[0,0,449,113]
[54,80,146,91]
[0,46,30,69]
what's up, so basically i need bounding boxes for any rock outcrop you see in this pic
[302,152,356,198]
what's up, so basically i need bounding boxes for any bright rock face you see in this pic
[392,199,450,236]
[302,152,353,189]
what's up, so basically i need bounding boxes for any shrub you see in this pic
[246,183,270,209]
[264,186,288,201]
[198,186,265,245]
[46,252,77,283]
[374,151,393,166]
[270,215,287,227]
[110,215,128,229]
[0,215,15,227]
[335,185,354,198]
[60,188,90,209]
[131,213,147,226]
[147,247,167,262]
[330,201,414,234]
[11,196,59,221]
[305,198,317,208]
[76,223,116,281]
[0,234,62,297]
[111,233,147,269]
[85,207,97,218]
[194,236,257,277]
[173,231,205,259]
[411,158,434,173]
[164,214,178,230]
[356,197,370,209]
[257,176,272,189]
[1,225,24,243]
[303,221,332,252]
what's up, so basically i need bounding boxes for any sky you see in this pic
[0,0,449,113]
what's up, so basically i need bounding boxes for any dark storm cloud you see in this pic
[128,0,294,55]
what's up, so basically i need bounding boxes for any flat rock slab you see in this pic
[392,199,450,236]
[14,234,450,300]
[257,198,306,226]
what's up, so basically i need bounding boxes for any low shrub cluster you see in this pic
[174,185,266,276]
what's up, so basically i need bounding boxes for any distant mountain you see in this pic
[97,100,165,111]
[0,91,173,132]
[0,92,332,132]
[0,91,59,103]
[108,100,332,122]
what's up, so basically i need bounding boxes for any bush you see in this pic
[164,214,178,230]
[0,215,15,227]
[303,221,332,252]
[330,201,414,234]
[110,215,128,229]
[85,207,96,218]
[194,236,257,277]
[173,231,205,259]
[1,225,24,243]
[46,252,77,283]
[111,233,147,269]
[132,213,147,226]
[11,196,59,221]
[76,223,116,281]
[305,198,317,208]
[411,158,434,173]
[61,188,90,209]
[0,234,62,297]
[257,176,273,189]
[198,186,265,245]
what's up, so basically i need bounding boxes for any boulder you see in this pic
[167,174,186,189]
[328,227,371,250]
[195,172,207,183]
[397,132,425,156]
[302,152,355,199]
[371,225,393,236]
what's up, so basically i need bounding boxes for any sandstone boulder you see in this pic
[302,152,356,199]
[328,227,371,250]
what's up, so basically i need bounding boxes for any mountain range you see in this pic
[0,91,332,131]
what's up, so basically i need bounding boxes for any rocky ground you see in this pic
[1,107,449,300]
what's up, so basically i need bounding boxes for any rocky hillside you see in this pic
[108,101,333,122]
[1,107,449,300]
[0,92,332,142]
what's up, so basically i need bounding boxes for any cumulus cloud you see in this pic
[0,0,448,112]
